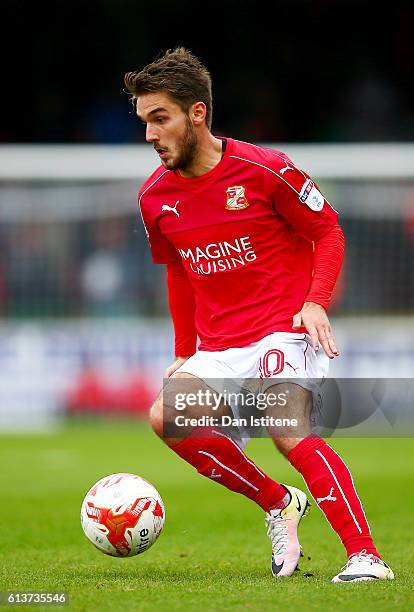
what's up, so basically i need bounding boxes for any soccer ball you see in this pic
[80,473,165,557]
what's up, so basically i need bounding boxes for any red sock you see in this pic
[172,428,288,513]
[288,437,380,558]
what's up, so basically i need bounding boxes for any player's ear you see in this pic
[191,102,207,126]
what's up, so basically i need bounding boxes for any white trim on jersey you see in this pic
[198,450,259,491]
[315,449,363,534]
[138,169,170,237]
[229,154,338,214]
[230,140,306,179]
[269,150,307,179]
[229,154,301,195]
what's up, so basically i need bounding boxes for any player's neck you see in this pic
[178,132,223,179]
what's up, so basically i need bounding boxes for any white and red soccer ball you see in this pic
[81,473,165,557]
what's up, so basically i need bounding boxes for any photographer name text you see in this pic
[174,415,298,428]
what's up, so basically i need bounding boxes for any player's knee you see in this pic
[272,437,301,457]
[150,393,188,449]
[149,397,164,438]
[149,391,180,441]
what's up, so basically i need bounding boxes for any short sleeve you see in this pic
[271,164,338,242]
[138,197,180,265]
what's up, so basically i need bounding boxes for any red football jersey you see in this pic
[138,138,338,351]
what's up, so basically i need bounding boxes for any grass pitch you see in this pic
[0,420,413,611]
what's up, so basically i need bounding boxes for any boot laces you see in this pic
[342,549,380,570]
[265,513,289,557]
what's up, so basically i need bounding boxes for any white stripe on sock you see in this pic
[315,449,363,534]
[212,429,266,478]
[198,450,259,491]
[329,447,372,535]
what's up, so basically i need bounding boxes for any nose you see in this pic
[146,124,159,143]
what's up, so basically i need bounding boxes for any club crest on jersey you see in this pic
[299,179,324,211]
[225,186,250,210]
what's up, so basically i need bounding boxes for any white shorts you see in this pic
[175,332,329,384]
[174,332,330,445]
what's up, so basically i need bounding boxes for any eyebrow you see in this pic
[137,107,169,121]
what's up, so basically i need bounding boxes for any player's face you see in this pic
[137,92,197,171]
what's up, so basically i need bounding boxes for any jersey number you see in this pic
[259,349,285,378]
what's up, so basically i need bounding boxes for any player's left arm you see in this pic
[292,223,345,358]
[270,158,345,358]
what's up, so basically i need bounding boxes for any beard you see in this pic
[164,116,198,171]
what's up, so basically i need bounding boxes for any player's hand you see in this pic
[292,301,339,359]
[164,356,191,378]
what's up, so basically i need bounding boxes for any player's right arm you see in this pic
[138,183,197,377]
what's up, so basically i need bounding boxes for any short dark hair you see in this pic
[124,47,213,130]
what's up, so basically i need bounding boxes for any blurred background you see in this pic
[1,0,414,429]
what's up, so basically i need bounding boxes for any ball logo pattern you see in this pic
[81,473,165,557]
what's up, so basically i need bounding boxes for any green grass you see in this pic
[0,421,413,611]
